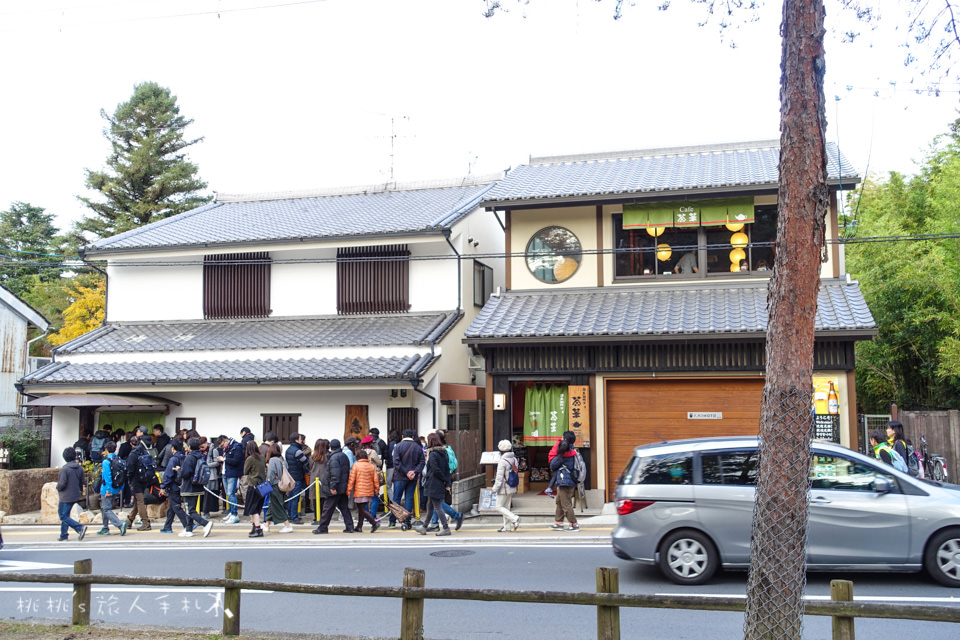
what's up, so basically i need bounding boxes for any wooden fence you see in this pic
[0,560,958,640]
[901,409,960,479]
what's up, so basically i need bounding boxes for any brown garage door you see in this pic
[605,377,765,496]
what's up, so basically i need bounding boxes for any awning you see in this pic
[24,393,180,408]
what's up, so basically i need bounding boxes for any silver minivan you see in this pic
[611,436,960,586]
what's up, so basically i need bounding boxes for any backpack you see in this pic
[191,453,211,486]
[904,441,920,477]
[879,444,908,473]
[108,456,126,490]
[446,445,458,473]
[572,451,586,484]
[137,451,158,485]
[506,462,519,488]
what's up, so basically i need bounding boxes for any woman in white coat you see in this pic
[492,440,521,532]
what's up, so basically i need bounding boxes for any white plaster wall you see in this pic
[409,240,459,312]
[50,407,80,468]
[108,261,203,321]
[270,250,337,316]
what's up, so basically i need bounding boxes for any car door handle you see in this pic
[810,496,831,505]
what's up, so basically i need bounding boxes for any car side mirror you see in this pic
[873,477,893,494]
[615,475,622,485]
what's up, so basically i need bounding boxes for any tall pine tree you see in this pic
[76,82,211,240]
[0,201,61,297]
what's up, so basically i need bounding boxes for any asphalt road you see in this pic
[1,524,958,639]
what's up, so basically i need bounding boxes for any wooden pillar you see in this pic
[400,567,425,640]
[72,559,91,626]
[596,567,621,640]
[830,579,855,640]
[223,561,242,636]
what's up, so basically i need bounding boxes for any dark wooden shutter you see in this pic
[337,245,410,314]
[204,252,271,319]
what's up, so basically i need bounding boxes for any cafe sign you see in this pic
[568,385,591,448]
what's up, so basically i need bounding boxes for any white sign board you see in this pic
[479,451,502,465]
[688,412,723,420]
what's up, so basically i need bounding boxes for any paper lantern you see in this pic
[729,248,746,264]
[725,221,745,232]
[656,243,672,262]
[730,232,749,249]
[646,225,665,237]
[730,263,742,272]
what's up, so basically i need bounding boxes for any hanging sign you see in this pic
[568,385,590,448]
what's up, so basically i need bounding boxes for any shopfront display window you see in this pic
[614,201,777,279]
[526,226,582,284]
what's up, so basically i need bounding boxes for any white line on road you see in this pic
[0,587,272,594]
[3,541,611,552]
[657,593,960,604]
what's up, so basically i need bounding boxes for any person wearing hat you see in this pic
[360,435,383,516]
[56,448,87,542]
[492,440,521,532]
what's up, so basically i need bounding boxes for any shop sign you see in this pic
[568,385,590,447]
[813,376,841,443]
[687,411,722,420]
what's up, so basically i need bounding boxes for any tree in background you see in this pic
[47,278,105,346]
[847,123,960,411]
[0,202,61,297]
[76,81,211,240]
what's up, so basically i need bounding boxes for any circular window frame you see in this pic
[524,226,583,284]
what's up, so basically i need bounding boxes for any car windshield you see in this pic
[810,452,898,491]
[622,452,693,485]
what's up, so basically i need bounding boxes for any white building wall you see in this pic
[50,407,80,468]
[0,310,28,416]
[108,261,203,321]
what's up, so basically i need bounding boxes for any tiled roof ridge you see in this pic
[92,311,457,328]
[529,140,782,166]
[83,202,223,252]
[216,173,504,203]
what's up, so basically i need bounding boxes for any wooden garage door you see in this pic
[605,378,765,496]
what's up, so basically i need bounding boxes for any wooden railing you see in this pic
[1,560,958,640]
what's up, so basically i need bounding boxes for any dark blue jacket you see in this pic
[285,443,308,480]
[325,448,350,494]
[392,439,424,478]
[223,440,244,479]
[161,451,184,492]
[178,450,206,495]
[550,454,577,488]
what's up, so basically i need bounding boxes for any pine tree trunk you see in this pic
[743,1,828,638]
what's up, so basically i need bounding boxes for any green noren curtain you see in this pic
[623,205,674,230]
[98,412,165,433]
[699,198,755,226]
[522,384,569,446]
[623,198,754,229]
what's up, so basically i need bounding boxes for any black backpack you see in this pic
[137,451,157,485]
[192,453,211,486]
[109,456,126,490]
[905,441,920,477]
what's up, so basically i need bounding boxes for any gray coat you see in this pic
[57,461,85,503]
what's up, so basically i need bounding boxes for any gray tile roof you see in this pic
[83,176,499,255]
[482,141,860,207]
[21,353,437,386]
[464,280,875,342]
[55,313,462,355]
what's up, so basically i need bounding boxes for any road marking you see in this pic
[0,560,72,572]
[2,541,611,552]
[0,587,272,594]
[657,593,960,604]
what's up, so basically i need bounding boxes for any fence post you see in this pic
[596,567,621,640]
[400,567,425,640]
[830,579,855,640]
[72,558,91,626]
[223,561,242,637]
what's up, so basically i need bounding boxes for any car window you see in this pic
[624,452,693,485]
[701,449,759,485]
[810,453,897,491]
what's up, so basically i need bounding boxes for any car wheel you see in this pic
[925,529,960,587]
[933,461,946,482]
[658,529,718,585]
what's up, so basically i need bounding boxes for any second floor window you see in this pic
[203,252,271,319]
[337,244,410,314]
[474,260,494,307]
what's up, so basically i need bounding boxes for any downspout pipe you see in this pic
[442,229,462,313]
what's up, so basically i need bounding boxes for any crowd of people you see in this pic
[61,424,486,540]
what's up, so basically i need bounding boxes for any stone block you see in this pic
[0,468,60,515]
[147,501,167,520]
[39,482,59,524]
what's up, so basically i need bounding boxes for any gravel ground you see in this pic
[0,619,393,640]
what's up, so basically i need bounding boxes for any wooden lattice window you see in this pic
[262,413,300,444]
[203,252,271,319]
[337,245,410,314]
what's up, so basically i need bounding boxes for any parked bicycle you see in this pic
[920,434,949,482]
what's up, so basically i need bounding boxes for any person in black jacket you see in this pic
[159,441,191,536]
[152,425,170,458]
[388,429,424,528]
[284,433,309,524]
[125,436,154,531]
[73,429,93,463]
[313,439,354,534]
[178,438,213,538]
[413,432,451,537]
[56,448,87,541]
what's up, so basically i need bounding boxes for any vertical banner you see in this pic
[812,376,841,443]
[568,385,590,448]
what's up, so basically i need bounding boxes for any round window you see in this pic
[525,226,582,284]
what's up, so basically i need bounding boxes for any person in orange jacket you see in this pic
[347,449,381,533]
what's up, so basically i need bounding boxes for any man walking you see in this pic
[125,435,155,531]
[159,441,192,536]
[179,437,214,538]
[313,439,354,534]
[97,441,127,536]
[389,429,424,529]
[221,436,244,524]
[56,448,87,542]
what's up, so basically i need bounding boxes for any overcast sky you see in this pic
[1,0,958,235]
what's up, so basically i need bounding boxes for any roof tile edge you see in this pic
[216,172,505,203]
[529,140,781,165]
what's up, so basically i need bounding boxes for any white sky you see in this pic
[1,0,958,234]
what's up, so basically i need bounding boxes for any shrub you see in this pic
[0,427,43,469]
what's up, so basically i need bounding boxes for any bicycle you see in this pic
[920,434,949,482]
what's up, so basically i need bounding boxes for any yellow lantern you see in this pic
[730,231,749,249]
[729,248,746,264]
[656,243,672,262]
[646,225,664,237]
[725,221,745,232]
[730,263,742,273]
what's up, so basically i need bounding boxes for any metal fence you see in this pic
[1,560,958,640]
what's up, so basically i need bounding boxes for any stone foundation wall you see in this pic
[451,473,485,514]
[0,468,60,515]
